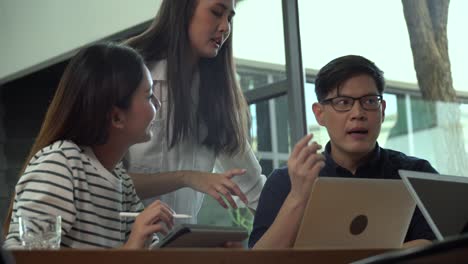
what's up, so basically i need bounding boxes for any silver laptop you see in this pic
[399,170,468,241]
[294,177,416,249]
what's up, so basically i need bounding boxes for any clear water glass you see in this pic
[18,215,62,249]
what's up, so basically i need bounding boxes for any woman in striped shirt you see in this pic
[4,42,174,249]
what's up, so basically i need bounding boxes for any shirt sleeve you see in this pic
[214,142,266,209]
[119,167,145,242]
[248,168,290,248]
[3,150,77,249]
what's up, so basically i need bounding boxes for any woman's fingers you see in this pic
[221,178,248,205]
[209,190,229,209]
[147,200,171,211]
[146,223,169,237]
[140,201,175,226]
[157,206,175,227]
[215,169,249,206]
[129,200,178,248]
[216,185,238,209]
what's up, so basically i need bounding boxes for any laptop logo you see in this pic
[350,214,368,235]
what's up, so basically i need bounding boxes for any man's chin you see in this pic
[346,143,375,155]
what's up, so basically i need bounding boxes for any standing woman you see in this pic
[125,0,266,221]
[4,43,174,249]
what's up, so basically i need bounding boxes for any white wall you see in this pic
[0,0,161,84]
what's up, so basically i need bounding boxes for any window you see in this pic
[299,0,468,176]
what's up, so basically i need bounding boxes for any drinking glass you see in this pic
[18,215,62,249]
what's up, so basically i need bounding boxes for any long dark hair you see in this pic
[23,42,145,171]
[126,0,250,156]
[1,42,146,236]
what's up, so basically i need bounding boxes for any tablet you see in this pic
[156,224,248,248]
[399,170,468,241]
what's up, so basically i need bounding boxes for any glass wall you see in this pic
[298,0,468,177]
[200,0,468,229]
[298,0,468,94]
[234,0,286,90]
[249,95,290,176]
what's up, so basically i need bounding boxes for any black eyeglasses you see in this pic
[320,95,383,112]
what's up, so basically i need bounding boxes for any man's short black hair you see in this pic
[314,55,385,101]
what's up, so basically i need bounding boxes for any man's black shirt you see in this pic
[248,142,437,248]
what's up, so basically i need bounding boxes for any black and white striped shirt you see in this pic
[4,140,144,249]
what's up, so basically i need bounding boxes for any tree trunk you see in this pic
[401,0,467,176]
[402,0,455,101]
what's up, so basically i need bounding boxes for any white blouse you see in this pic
[127,60,266,223]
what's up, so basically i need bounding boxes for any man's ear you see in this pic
[312,102,325,126]
[111,107,126,129]
[381,99,386,123]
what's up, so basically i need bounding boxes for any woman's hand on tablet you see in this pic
[124,200,174,249]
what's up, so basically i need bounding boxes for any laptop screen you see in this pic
[400,170,468,240]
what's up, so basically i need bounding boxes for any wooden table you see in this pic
[11,248,387,264]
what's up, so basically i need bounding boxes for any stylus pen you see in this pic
[119,212,192,219]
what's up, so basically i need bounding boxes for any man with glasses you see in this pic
[249,55,436,249]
